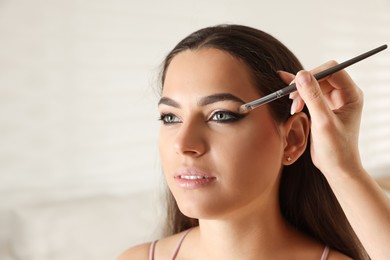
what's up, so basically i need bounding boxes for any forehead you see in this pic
[162,48,260,101]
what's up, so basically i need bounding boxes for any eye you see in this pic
[159,113,181,124]
[209,110,244,123]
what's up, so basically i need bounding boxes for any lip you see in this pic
[174,167,216,189]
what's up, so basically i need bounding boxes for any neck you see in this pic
[191,196,313,260]
[201,212,283,256]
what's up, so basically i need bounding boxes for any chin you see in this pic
[176,197,232,220]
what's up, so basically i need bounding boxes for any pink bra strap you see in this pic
[149,240,157,260]
[170,228,193,260]
[320,246,330,260]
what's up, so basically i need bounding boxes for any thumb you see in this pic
[295,70,332,121]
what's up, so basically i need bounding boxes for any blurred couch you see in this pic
[0,190,163,260]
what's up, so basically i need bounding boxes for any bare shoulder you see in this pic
[116,231,189,260]
[117,242,151,260]
[328,249,353,260]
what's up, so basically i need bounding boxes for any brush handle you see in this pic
[313,44,387,80]
[239,44,387,114]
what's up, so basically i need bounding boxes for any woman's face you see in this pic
[159,48,287,220]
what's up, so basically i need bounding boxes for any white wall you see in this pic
[0,0,389,258]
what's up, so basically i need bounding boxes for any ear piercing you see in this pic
[286,156,292,162]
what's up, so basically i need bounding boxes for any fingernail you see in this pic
[290,100,297,115]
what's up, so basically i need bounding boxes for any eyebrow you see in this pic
[158,93,246,108]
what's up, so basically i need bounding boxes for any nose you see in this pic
[174,119,208,157]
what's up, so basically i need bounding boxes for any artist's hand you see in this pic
[280,63,390,260]
[278,62,365,179]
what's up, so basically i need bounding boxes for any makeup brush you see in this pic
[237,44,388,114]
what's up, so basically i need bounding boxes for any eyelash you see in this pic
[209,110,244,123]
[158,110,244,125]
[158,113,181,124]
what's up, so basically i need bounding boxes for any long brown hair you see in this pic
[158,24,368,259]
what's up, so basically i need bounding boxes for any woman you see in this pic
[119,25,390,259]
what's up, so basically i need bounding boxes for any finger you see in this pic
[291,96,305,115]
[277,70,295,85]
[289,91,299,100]
[295,70,333,120]
[308,60,338,75]
[310,61,361,108]
[310,60,358,94]
[289,91,305,114]
[277,71,304,114]
[327,69,362,105]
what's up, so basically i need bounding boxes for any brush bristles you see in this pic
[237,105,252,114]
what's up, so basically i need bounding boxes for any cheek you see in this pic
[159,129,181,189]
[159,131,172,170]
[214,120,284,186]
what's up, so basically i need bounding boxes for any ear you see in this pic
[282,112,310,165]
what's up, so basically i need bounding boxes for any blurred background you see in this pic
[0,0,389,259]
